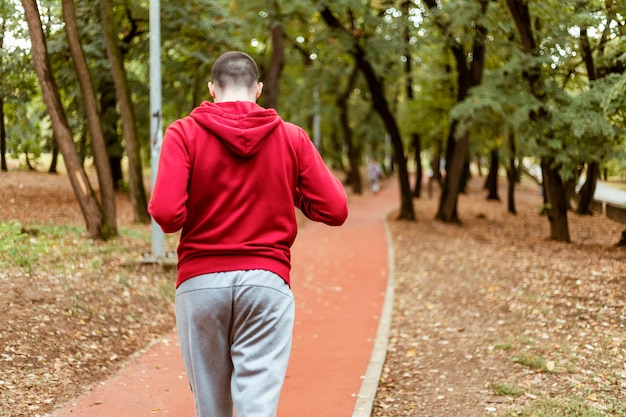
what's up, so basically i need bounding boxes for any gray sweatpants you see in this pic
[175,270,295,417]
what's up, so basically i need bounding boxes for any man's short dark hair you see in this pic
[211,51,259,90]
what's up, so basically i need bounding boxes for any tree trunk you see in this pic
[100,0,149,224]
[432,140,443,184]
[0,96,6,172]
[78,124,88,164]
[424,0,489,222]
[412,133,422,198]
[22,0,105,239]
[336,65,362,194]
[507,131,517,214]
[460,156,471,193]
[576,28,600,216]
[576,161,599,215]
[340,115,362,194]
[0,18,6,172]
[541,158,571,242]
[485,148,500,200]
[564,177,577,210]
[354,47,413,219]
[48,141,59,173]
[320,7,415,220]
[263,23,284,110]
[436,132,468,223]
[507,0,571,242]
[25,151,35,170]
[63,0,117,238]
[403,1,423,199]
[98,77,123,189]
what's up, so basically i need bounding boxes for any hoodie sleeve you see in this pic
[292,125,348,226]
[148,120,190,233]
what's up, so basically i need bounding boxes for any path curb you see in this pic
[351,210,396,417]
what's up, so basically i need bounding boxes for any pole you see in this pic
[313,87,321,150]
[149,0,164,258]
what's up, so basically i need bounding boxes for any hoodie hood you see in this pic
[190,101,282,157]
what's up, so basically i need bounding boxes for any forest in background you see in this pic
[0,0,625,242]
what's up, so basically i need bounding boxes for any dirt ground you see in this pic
[0,169,177,417]
[373,179,626,416]
[0,167,625,417]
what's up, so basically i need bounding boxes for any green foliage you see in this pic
[602,73,626,130]
[160,0,237,122]
[443,0,626,184]
[452,44,623,180]
[1,26,44,161]
[4,0,625,206]
[5,106,47,162]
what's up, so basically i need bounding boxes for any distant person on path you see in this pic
[367,158,382,194]
[148,51,348,417]
[427,158,439,199]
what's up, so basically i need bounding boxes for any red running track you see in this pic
[49,181,398,417]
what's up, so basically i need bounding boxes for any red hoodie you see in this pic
[148,101,348,288]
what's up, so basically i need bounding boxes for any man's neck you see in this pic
[213,88,256,103]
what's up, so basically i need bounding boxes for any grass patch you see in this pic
[491,382,524,397]
[510,354,547,371]
[0,221,81,270]
[494,343,514,351]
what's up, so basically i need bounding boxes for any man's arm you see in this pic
[148,122,190,233]
[293,126,348,226]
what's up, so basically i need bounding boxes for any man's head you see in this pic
[209,51,263,102]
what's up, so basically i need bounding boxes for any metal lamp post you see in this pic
[149,0,164,258]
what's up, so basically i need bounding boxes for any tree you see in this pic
[447,0,623,240]
[575,24,600,215]
[11,0,625,245]
[421,0,490,223]
[22,0,107,239]
[336,64,363,194]
[320,4,415,220]
[62,0,117,238]
[575,1,625,214]
[503,0,622,241]
[402,1,423,199]
[505,0,571,241]
[100,0,149,224]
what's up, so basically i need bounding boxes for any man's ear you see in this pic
[256,82,263,99]
[208,82,217,99]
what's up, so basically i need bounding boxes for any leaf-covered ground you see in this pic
[1,169,624,417]
[0,170,178,417]
[373,179,626,417]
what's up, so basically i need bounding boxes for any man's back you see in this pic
[149,100,347,288]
